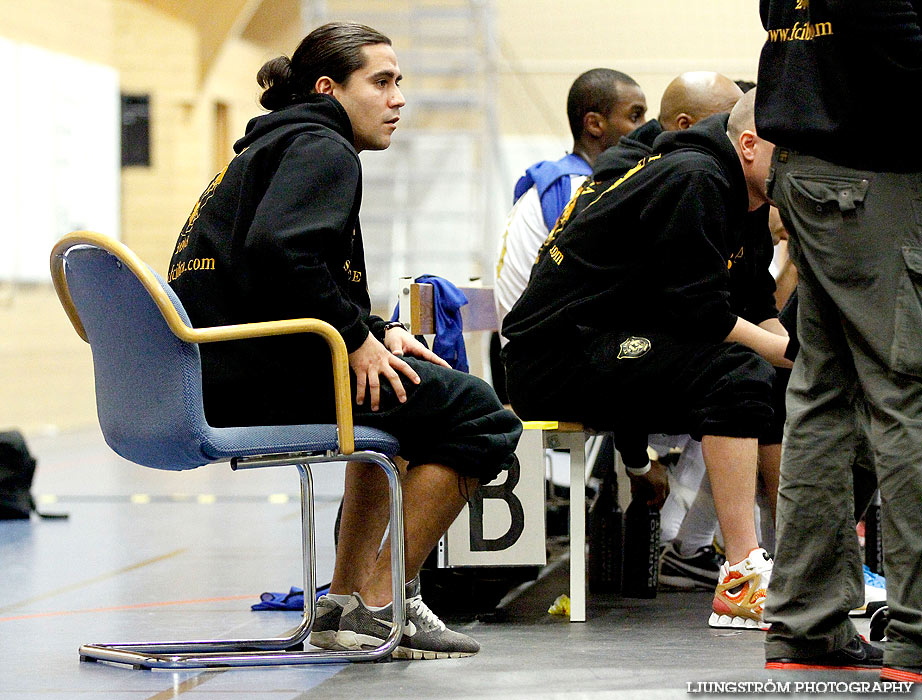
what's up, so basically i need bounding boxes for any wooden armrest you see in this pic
[402,281,498,335]
[51,231,356,455]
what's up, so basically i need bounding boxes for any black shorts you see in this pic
[352,357,521,484]
[505,329,774,463]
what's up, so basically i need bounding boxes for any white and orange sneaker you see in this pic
[708,548,772,630]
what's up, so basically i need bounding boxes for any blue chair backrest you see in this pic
[63,245,214,470]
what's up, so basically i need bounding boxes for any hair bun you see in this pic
[257,56,295,110]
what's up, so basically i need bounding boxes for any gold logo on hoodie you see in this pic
[184,161,231,233]
[618,336,651,359]
[344,259,362,283]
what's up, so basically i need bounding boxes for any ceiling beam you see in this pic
[134,0,275,83]
[196,0,268,81]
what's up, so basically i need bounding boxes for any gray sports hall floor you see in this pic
[1,429,885,699]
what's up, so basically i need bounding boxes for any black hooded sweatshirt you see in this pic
[168,94,387,427]
[502,113,751,362]
[756,0,922,171]
[593,118,777,329]
[591,118,664,180]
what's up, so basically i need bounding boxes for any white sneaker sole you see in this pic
[308,630,339,649]
[392,647,477,660]
[850,584,886,617]
[708,612,769,630]
[337,631,477,659]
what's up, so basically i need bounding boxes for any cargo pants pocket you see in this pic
[785,173,870,226]
[891,246,922,378]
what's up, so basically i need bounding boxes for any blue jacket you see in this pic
[513,153,592,232]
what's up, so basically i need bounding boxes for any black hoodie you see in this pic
[756,0,922,171]
[591,119,664,180]
[502,113,749,360]
[168,94,387,427]
[594,119,777,329]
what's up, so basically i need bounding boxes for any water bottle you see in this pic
[864,490,883,575]
[587,465,622,593]
[622,496,660,598]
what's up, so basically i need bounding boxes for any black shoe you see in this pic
[658,541,723,591]
[766,635,883,671]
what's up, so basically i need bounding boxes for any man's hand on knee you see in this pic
[349,333,420,410]
[384,326,451,368]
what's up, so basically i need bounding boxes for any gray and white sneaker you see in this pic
[308,595,344,650]
[309,577,428,651]
[337,587,480,660]
[659,541,723,591]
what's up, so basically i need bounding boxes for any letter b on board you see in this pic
[468,455,525,551]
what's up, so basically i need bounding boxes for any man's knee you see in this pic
[694,348,775,439]
[382,358,521,483]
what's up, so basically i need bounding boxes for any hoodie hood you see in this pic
[234,94,354,153]
[651,112,748,213]
[592,119,664,180]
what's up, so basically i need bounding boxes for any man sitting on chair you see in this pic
[167,22,521,660]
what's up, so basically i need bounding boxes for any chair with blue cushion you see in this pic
[50,231,406,669]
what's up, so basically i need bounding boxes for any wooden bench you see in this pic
[396,277,604,622]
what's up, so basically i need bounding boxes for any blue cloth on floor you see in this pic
[391,274,469,372]
[251,583,330,611]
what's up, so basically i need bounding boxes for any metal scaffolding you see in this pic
[303,0,502,310]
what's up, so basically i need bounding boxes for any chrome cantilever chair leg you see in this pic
[78,450,406,669]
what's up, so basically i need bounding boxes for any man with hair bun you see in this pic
[168,21,521,660]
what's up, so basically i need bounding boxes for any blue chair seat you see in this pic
[204,424,400,462]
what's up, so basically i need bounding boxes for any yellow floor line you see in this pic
[144,670,228,699]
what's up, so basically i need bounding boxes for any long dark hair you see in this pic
[257,22,392,111]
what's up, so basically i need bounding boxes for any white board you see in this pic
[0,39,119,282]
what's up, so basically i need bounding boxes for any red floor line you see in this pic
[0,594,257,622]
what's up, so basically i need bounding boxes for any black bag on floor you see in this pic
[0,430,67,520]
[0,430,38,519]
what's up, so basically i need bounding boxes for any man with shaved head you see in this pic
[589,72,784,591]
[659,71,743,132]
[503,89,791,630]
[592,71,743,180]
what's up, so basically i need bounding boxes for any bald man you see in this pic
[503,90,791,630]
[592,71,743,180]
[659,71,743,131]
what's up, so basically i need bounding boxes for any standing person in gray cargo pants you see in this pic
[764,147,922,675]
